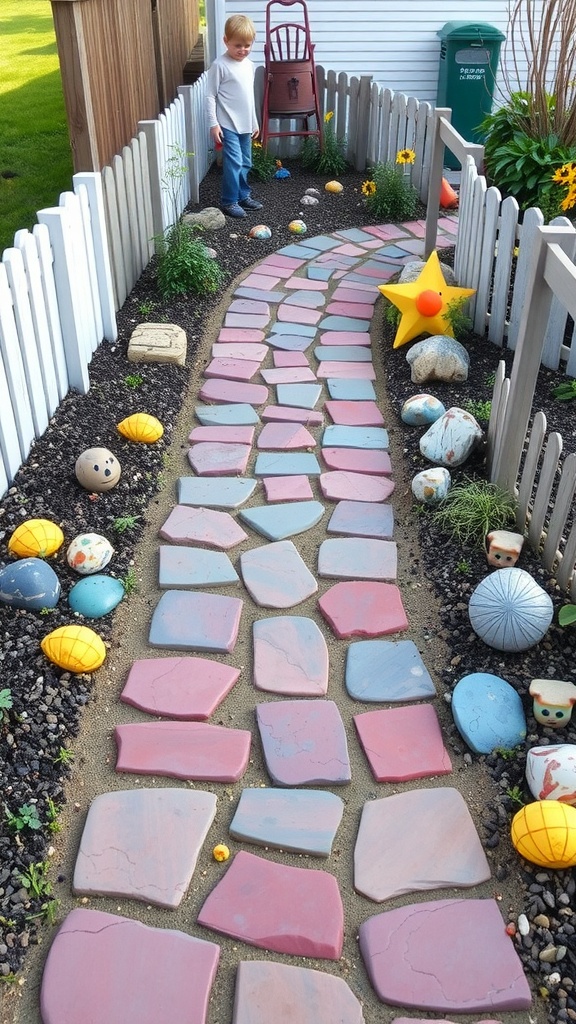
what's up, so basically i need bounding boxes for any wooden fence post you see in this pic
[424,108,450,259]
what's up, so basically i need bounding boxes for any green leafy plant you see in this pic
[300,111,348,176]
[39,606,56,615]
[495,745,523,760]
[552,379,576,401]
[26,898,61,927]
[433,477,517,547]
[137,299,158,317]
[53,746,74,766]
[0,687,13,724]
[121,568,138,595]
[443,297,473,338]
[5,803,42,832]
[456,559,471,574]
[485,370,497,388]
[384,301,401,329]
[45,798,61,834]
[250,141,277,182]
[463,399,492,424]
[0,973,17,985]
[506,784,526,807]
[361,150,418,222]
[559,604,576,628]
[112,514,141,534]
[124,373,144,389]
[18,861,52,899]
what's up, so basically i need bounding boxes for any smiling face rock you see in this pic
[75,447,121,492]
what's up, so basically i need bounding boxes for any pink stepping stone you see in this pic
[321,449,392,475]
[354,788,491,903]
[257,699,351,785]
[73,788,217,907]
[228,298,270,316]
[233,960,364,1024]
[325,400,384,426]
[354,704,452,781]
[262,405,323,425]
[239,272,281,289]
[203,357,261,382]
[318,537,397,580]
[240,539,317,608]
[333,243,367,256]
[257,422,316,450]
[224,313,270,329]
[218,327,266,342]
[263,475,314,501]
[262,253,306,269]
[331,287,379,305]
[320,471,395,502]
[120,656,240,719]
[115,721,251,781]
[199,379,269,405]
[318,581,409,638]
[318,332,370,345]
[261,366,317,384]
[359,899,532,1012]
[159,505,248,549]
[211,342,268,362]
[272,350,309,367]
[187,441,251,476]
[277,304,322,325]
[40,908,220,1024]
[285,277,328,290]
[188,425,255,444]
[326,301,375,318]
[198,851,344,959]
[317,361,375,379]
[253,615,328,695]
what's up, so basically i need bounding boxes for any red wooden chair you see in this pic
[261,0,322,149]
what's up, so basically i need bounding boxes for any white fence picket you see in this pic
[473,186,500,338]
[3,247,49,437]
[541,453,576,572]
[73,173,118,343]
[12,229,60,416]
[488,196,519,345]
[0,262,36,459]
[0,340,21,483]
[33,223,69,401]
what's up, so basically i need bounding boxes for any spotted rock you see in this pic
[419,407,482,467]
[411,467,451,505]
[401,393,446,426]
[67,534,114,575]
[526,745,576,804]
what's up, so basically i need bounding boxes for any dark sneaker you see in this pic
[239,196,263,210]
[221,203,246,218]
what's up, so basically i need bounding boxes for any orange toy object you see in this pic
[378,250,476,348]
[440,177,459,209]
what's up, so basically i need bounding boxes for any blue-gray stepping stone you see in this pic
[178,476,257,509]
[149,590,243,652]
[239,501,325,540]
[318,538,397,580]
[373,244,410,257]
[240,540,317,609]
[254,452,321,477]
[284,290,326,309]
[318,316,370,332]
[0,557,60,610]
[158,546,239,587]
[276,243,322,258]
[451,672,527,754]
[230,788,344,856]
[314,346,372,362]
[346,639,436,702]
[308,266,335,281]
[195,403,260,425]
[235,286,285,302]
[327,378,377,400]
[304,235,342,251]
[257,699,351,785]
[337,228,381,242]
[253,615,329,695]
[276,383,323,409]
[266,334,314,352]
[327,500,394,539]
[270,323,317,337]
[322,425,389,449]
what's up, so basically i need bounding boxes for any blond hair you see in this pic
[224,14,256,43]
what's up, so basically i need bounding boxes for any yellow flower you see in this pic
[275,159,283,168]
[213,844,230,862]
[552,163,572,183]
[253,141,262,149]
[561,186,576,211]
[396,148,416,165]
[324,110,334,123]
[361,180,376,196]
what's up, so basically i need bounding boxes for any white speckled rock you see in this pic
[401,393,446,426]
[182,207,226,230]
[398,260,457,285]
[419,407,482,467]
[411,467,451,505]
[406,335,470,384]
[468,568,553,652]
[526,744,576,804]
[300,194,319,205]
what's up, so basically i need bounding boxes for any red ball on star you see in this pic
[415,289,443,317]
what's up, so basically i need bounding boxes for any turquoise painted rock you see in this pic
[68,575,125,619]
[401,393,446,426]
[406,335,470,384]
[411,467,451,505]
[452,672,527,754]
[526,745,576,804]
[0,558,60,610]
[419,407,482,468]
[469,568,553,652]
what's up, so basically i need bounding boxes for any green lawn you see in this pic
[0,1,73,254]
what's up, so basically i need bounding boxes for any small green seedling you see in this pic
[0,974,18,985]
[54,746,74,766]
[39,607,56,615]
[0,687,13,723]
[443,296,473,338]
[559,604,576,627]
[121,568,138,595]
[18,861,52,899]
[26,897,61,926]
[138,300,158,317]
[45,798,61,834]
[124,373,144,389]
[456,559,471,574]
[506,784,526,807]
[5,803,42,832]
[112,514,141,534]
[552,380,576,401]
[463,399,492,424]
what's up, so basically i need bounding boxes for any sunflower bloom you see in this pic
[361,180,376,196]
[253,141,262,149]
[552,164,572,183]
[324,110,334,123]
[396,148,416,165]
[561,186,576,211]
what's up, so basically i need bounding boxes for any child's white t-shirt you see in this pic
[206,53,259,135]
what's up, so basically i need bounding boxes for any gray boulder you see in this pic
[182,207,226,231]
[406,335,469,384]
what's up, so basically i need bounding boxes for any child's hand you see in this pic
[210,125,223,146]
[252,128,260,140]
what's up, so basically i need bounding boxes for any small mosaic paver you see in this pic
[198,850,344,959]
[40,908,220,1024]
[199,378,269,405]
[211,343,268,362]
[240,540,317,608]
[314,346,372,362]
[257,699,351,785]
[230,788,343,855]
[276,383,323,408]
[275,243,322,260]
[317,361,375,380]
[318,537,397,580]
[253,615,329,695]
[321,448,392,475]
[270,322,317,336]
[261,366,317,384]
[307,265,335,281]
[149,590,243,652]
[177,476,257,509]
[322,425,389,449]
[354,704,452,781]
[158,545,239,587]
[263,475,314,502]
[187,442,251,476]
[188,425,255,445]
[234,286,285,303]
[345,639,435,702]
[318,581,409,638]
[359,899,532,1012]
[320,471,395,502]
[240,272,281,289]
[319,331,371,345]
[218,327,266,342]
[331,287,379,305]
[266,333,314,352]
[228,298,270,316]
[255,452,321,476]
[203,358,261,382]
[285,276,329,290]
[327,499,394,539]
[233,961,364,1024]
[225,313,270,330]
[159,505,248,549]
[195,403,260,425]
[263,253,308,269]
[303,234,343,252]
[115,721,251,781]
[262,405,323,425]
[326,378,377,400]
[284,290,327,309]
[277,304,322,326]
[239,501,325,541]
[121,656,240,719]
[73,788,217,907]
[337,227,383,243]
[318,315,371,332]
[325,400,384,426]
[272,350,309,367]
[257,422,316,450]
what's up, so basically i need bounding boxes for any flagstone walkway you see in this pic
[36,220,536,1024]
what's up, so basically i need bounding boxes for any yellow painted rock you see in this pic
[8,519,64,559]
[325,180,343,193]
[511,800,576,869]
[117,413,164,443]
[41,625,106,673]
[213,843,230,862]
[288,219,307,234]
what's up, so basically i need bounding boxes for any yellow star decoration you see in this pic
[378,250,476,349]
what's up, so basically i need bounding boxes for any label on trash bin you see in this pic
[455,47,490,78]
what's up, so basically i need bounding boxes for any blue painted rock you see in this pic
[406,335,470,384]
[67,533,114,575]
[401,394,446,426]
[419,407,482,467]
[68,575,125,619]
[469,568,553,652]
[526,745,576,804]
[249,224,272,239]
[411,467,451,505]
[0,558,60,610]
[452,672,526,754]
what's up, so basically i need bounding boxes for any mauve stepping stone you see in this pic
[314,346,372,362]
[218,327,266,341]
[199,379,269,405]
[323,425,389,449]
[158,545,239,587]
[285,276,329,289]
[235,286,285,303]
[159,505,248,549]
[253,615,328,695]
[319,315,370,332]
[272,350,309,367]
[73,789,217,907]
[328,499,394,539]
[359,899,532,1012]
[198,850,343,958]
[239,272,280,289]
[270,322,316,336]
[263,475,314,502]
[240,540,317,608]
[189,425,255,444]
[354,789,490,903]
[255,452,321,476]
[320,471,395,502]
[40,908,220,1024]
[327,378,376,400]
[115,721,251,781]
[326,301,375,318]
[276,383,323,408]
[230,789,343,856]
[319,581,409,638]
[277,304,322,326]
[317,361,375,380]
[233,961,364,1024]
[211,342,268,362]
[178,476,256,509]
[354,704,452,781]
[187,442,251,476]
[149,590,243,652]
[121,656,240,719]
[225,313,270,330]
[195,403,259,425]
[228,298,270,316]
[261,366,317,384]
[257,422,316,450]
[263,253,307,269]
[318,537,397,580]
[319,330,371,345]
[204,357,260,382]
[257,699,351,785]
[331,288,379,305]
[321,449,392,475]
[262,405,323,425]
[325,400,383,426]
[346,639,435,702]
[266,334,314,352]
[240,501,325,541]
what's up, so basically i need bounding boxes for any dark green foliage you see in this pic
[156,223,224,299]
[250,143,277,182]
[362,162,418,222]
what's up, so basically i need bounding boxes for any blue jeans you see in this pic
[221,128,252,206]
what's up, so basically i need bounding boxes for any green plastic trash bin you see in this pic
[437,21,505,169]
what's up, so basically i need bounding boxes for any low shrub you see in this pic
[361,150,418,222]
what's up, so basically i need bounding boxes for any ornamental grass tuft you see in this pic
[432,477,517,548]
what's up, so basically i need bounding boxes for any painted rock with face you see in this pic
[75,448,121,492]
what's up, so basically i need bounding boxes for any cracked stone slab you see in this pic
[40,908,220,1024]
[199,378,269,405]
[322,426,389,449]
[317,361,375,380]
[188,425,255,445]
[276,383,323,408]
[354,704,452,781]
[115,721,251,781]
[358,899,532,1012]
[354,788,490,903]
[73,788,217,907]
[320,471,395,502]
[318,581,409,638]
[257,422,316,450]
[255,452,321,476]
[325,400,384,426]
[187,442,251,476]
[261,366,317,384]
[263,475,314,502]
[159,505,248,549]
[321,449,392,475]
[253,615,329,695]
[240,540,317,608]
[346,639,436,702]
[195,403,260,425]
[239,501,325,541]
[327,499,394,538]
[326,379,377,400]
[204,358,261,382]
[257,699,351,785]
[229,789,344,856]
[266,334,315,352]
[318,537,397,580]
[262,405,323,425]
[158,545,239,587]
[149,590,243,652]
[211,343,268,362]
[233,961,365,1024]
[120,656,240,719]
[198,850,344,958]
[177,476,257,509]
